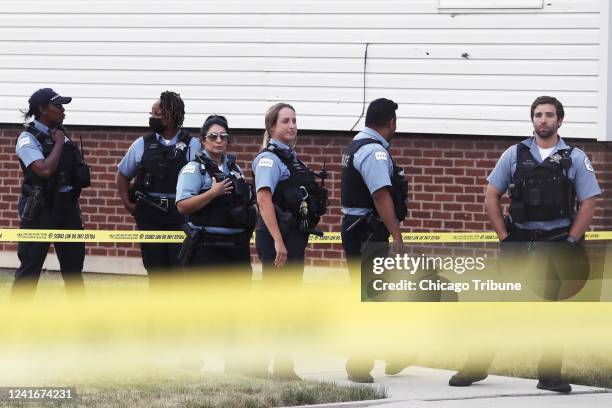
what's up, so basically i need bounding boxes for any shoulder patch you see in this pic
[17,137,31,149]
[374,151,388,161]
[584,157,594,172]
[258,158,274,168]
[182,164,196,174]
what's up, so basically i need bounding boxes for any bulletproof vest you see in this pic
[508,143,575,223]
[341,138,408,221]
[188,153,256,230]
[17,123,86,197]
[258,143,327,228]
[134,131,192,195]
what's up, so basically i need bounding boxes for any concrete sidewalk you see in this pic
[292,356,609,408]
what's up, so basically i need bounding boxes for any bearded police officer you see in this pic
[340,98,410,383]
[14,88,91,299]
[116,91,201,282]
[448,96,601,393]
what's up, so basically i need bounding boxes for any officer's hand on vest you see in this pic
[210,177,233,197]
[51,128,65,144]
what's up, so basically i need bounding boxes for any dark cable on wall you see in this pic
[350,42,370,131]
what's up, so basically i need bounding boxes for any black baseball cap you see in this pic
[28,88,72,110]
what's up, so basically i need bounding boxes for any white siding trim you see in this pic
[602,0,612,141]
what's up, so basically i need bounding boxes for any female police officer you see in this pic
[252,103,327,274]
[252,103,327,379]
[175,115,255,273]
[14,88,90,299]
[116,91,201,282]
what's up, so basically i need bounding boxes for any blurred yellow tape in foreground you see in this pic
[0,229,610,243]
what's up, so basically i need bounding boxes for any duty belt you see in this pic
[147,196,175,210]
[510,225,570,242]
[135,191,176,213]
[198,231,250,248]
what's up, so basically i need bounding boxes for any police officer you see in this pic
[116,91,201,281]
[253,102,327,276]
[175,115,255,272]
[252,103,328,380]
[340,98,410,383]
[14,88,91,299]
[448,96,601,393]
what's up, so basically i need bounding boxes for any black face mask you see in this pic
[149,117,166,134]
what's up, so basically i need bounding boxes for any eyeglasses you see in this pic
[205,132,230,141]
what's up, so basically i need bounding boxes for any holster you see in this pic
[20,184,45,221]
[274,205,296,236]
[178,224,203,266]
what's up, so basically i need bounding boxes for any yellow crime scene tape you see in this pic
[0,229,610,243]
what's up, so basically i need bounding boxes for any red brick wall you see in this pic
[1,124,610,268]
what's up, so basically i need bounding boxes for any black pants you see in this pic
[187,231,253,280]
[255,218,309,375]
[459,226,588,380]
[341,214,390,285]
[13,196,85,299]
[341,214,392,376]
[134,202,183,279]
[255,221,308,282]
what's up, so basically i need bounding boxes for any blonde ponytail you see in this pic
[261,129,271,150]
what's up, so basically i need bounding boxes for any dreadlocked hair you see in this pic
[159,90,185,129]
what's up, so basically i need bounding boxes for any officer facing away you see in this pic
[340,98,410,383]
[14,88,91,299]
[116,91,201,282]
[448,96,601,393]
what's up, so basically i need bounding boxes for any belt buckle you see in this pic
[160,197,169,209]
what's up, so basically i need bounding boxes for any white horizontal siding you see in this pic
[0,0,607,140]
[0,0,601,14]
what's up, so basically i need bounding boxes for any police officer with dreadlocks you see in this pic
[175,115,256,272]
[340,98,411,383]
[14,88,91,299]
[448,96,601,393]
[116,91,201,281]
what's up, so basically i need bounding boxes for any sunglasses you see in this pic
[205,132,230,141]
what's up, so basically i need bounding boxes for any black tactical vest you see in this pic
[188,153,256,230]
[257,143,327,229]
[134,131,193,195]
[17,123,87,198]
[508,143,575,223]
[341,138,408,221]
